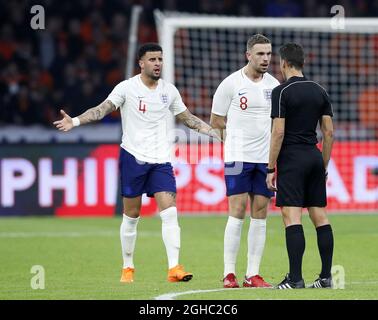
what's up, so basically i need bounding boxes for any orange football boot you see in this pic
[167,264,193,282]
[120,267,135,283]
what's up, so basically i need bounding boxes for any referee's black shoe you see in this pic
[308,276,333,289]
[276,274,305,289]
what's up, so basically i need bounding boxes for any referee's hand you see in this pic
[266,173,277,192]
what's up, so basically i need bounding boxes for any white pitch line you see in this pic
[154,281,378,300]
[0,231,160,238]
[155,288,242,300]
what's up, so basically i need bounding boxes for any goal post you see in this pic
[154,10,378,85]
[154,10,378,212]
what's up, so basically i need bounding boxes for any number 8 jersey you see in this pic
[211,67,280,163]
[107,74,187,163]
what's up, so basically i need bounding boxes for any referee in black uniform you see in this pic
[266,43,334,289]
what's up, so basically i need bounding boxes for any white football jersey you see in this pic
[107,74,187,163]
[212,67,280,163]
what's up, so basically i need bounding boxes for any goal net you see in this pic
[155,11,378,213]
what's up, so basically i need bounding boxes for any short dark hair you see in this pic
[138,43,163,60]
[246,34,271,51]
[279,43,305,70]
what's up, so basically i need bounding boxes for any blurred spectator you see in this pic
[264,0,303,17]
[358,88,378,139]
[0,0,377,127]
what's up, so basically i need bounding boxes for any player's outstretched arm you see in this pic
[53,100,117,132]
[176,109,222,141]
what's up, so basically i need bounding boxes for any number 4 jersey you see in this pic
[107,74,187,163]
[211,67,280,163]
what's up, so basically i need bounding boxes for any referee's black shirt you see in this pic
[271,76,333,145]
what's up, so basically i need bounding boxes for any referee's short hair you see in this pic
[138,43,163,60]
[279,43,305,70]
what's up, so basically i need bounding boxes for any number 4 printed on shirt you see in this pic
[139,100,147,113]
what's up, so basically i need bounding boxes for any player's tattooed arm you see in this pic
[53,100,117,131]
[78,100,117,125]
[176,109,222,141]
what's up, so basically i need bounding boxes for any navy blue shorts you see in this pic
[224,162,274,198]
[119,148,177,198]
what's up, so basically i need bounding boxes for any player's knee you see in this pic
[311,215,329,227]
[308,208,329,227]
[230,204,247,217]
[282,217,301,227]
[281,211,301,226]
[158,201,176,212]
[251,206,268,219]
[125,208,140,218]
[155,192,176,211]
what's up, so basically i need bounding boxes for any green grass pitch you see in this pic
[0,214,377,300]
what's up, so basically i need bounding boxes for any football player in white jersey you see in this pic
[54,43,220,283]
[210,34,280,288]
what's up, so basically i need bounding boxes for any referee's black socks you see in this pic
[316,224,334,279]
[285,224,305,282]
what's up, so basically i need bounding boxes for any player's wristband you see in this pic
[267,167,275,174]
[72,117,80,127]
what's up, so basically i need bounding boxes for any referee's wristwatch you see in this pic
[267,167,275,174]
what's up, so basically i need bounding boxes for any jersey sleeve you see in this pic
[271,86,286,118]
[211,78,233,116]
[169,85,187,116]
[107,81,126,109]
[322,90,334,117]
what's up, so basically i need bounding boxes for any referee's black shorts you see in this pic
[276,144,327,208]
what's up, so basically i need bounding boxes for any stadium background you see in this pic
[0,0,376,216]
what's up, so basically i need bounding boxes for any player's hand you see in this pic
[209,128,223,142]
[53,109,74,132]
[266,173,277,192]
